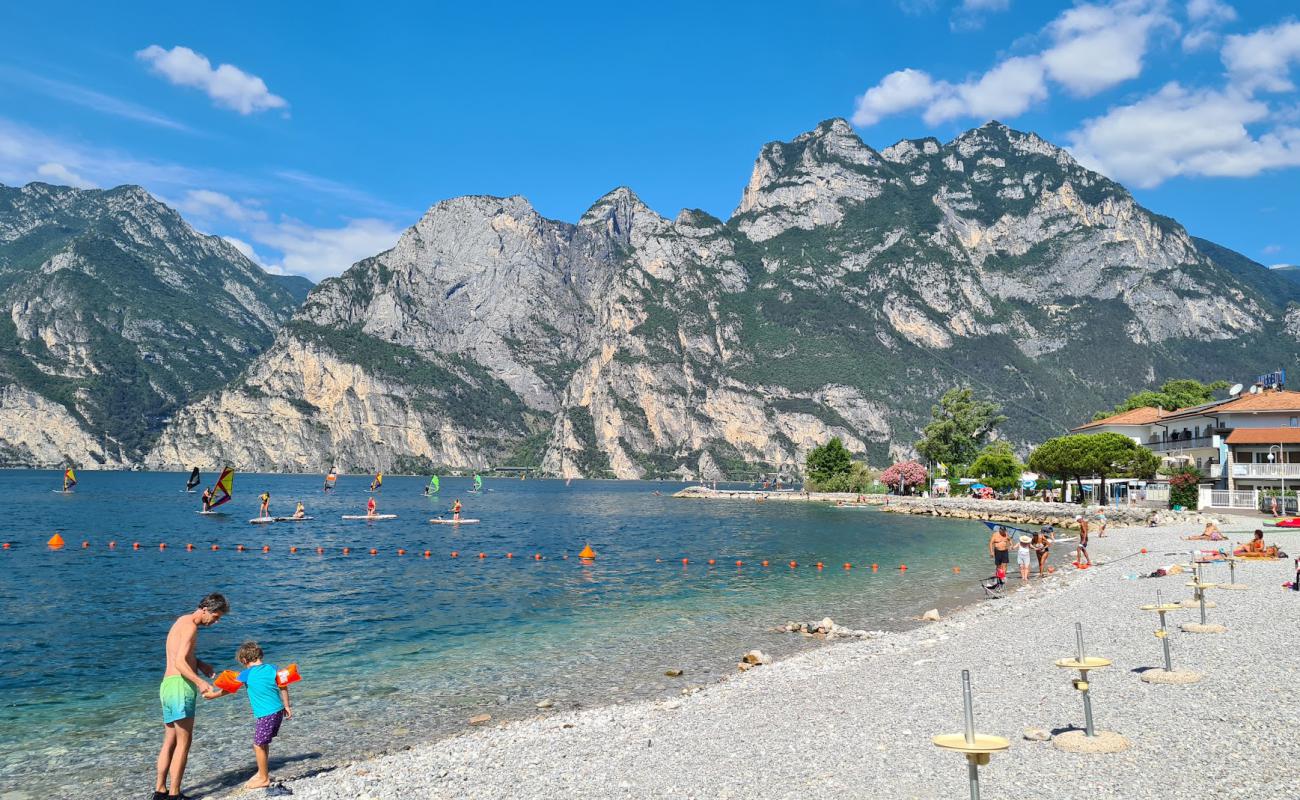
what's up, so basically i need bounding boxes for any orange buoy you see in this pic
[262,545,270,553]
[761,560,769,567]
[342,547,350,555]
[655,558,662,563]
[478,552,486,559]
[578,543,597,560]
[369,548,378,556]
[423,550,431,558]
[736,560,744,567]
[871,563,878,571]
[315,547,324,554]
[210,544,218,551]
[186,543,194,551]
[237,544,245,552]
[159,543,167,550]
[47,533,65,549]
[844,563,852,570]
[952,566,960,573]
[789,560,797,568]
[707,558,715,566]
[132,542,140,550]
[397,548,406,556]
[2,542,8,549]
[682,557,690,564]
[451,550,459,558]
[899,564,907,571]
[534,553,543,560]
[815,562,824,570]
[82,541,89,549]
[1140,548,1147,554]
[506,552,513,559]
[290,546,298,554]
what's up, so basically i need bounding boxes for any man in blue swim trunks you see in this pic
[154,593,228,800]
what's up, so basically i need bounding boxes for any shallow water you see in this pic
[0,472,1007,797]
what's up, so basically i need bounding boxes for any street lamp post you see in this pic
[1269,444,1287,515]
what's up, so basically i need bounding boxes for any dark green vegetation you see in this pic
[967,441,1024,492]
[0,184,302,462]
[804,437,877,492]
[1094,378,1228,419]
[1027,432,1161,505]
[915,389,1007,468]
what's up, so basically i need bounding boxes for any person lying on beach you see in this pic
[1183,530,1226,541]
[1233,530,1281,558]
[204,641,293,790]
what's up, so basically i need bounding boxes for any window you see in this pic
[1291,416,1298,427]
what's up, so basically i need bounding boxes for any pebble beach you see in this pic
[269,518,1300,800]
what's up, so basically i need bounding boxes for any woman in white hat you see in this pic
[1017,534,1034,582]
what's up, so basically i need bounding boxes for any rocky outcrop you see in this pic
[147,119,1300,477]
[0,183,305,465]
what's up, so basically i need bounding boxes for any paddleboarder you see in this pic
[292,502,306,520]
[366,496,377,519]
[452,499,462,522]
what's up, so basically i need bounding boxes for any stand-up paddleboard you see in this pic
[342,514,397,520]
[51,490,74,494]
[430,518,480,524]
[250,516,315,524]
[274,516,313,522]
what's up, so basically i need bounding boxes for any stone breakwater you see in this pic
[673,486,885,504]
[878,497,1220,529]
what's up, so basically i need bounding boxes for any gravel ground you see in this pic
[274,520,1300,800]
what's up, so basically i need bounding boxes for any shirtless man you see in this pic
[154,593,228,800]
[988,525,1011,586]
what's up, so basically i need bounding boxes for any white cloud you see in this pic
[0,118,202,191]
[136,45,288,115]
[176,189,267,223]
[923,57,1048,123]
[1067,83,1300,187]
[1041,2,1172,96]
[1262,243,1283,255]
[851,69,940,126]
[1222,21,1300,93]
[250,218,404,281]
[853,0,1171,126]
[961,0,1010,10]
[1187,0,1235,23]
[36,162,96,188]
[0,66,192,132]
[221,235,276,269]
[950,0,1011,31]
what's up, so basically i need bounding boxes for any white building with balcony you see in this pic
[1071,388,1300,511]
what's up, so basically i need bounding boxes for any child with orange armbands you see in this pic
[203,641,293,790]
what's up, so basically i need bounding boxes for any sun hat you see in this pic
[1075,515,1084,521]
[1019,535,1031,544]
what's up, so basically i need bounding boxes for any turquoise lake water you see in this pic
[0,471,1007,798]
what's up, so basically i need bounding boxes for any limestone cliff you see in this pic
[149,120,1300,477]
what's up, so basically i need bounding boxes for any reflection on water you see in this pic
[0,472,997,797]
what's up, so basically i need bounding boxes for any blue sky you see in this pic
[2,0,1300,280]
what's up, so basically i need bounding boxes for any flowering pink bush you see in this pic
[881,460,928,492]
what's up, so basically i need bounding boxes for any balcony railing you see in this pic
[1230,463,1300,479]
[1145,436,1216,452]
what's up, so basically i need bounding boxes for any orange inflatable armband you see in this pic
[275,663,301,687]
[214,670,243,694]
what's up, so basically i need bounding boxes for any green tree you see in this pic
[805,437,853,488]
[915,388,1007,469]
[1094,378,1229,420]
[968,441,1024,491]
[1028,432,1162,506]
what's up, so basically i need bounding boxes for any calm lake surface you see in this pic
[0,471,1006,798]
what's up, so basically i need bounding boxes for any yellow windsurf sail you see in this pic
[209,467,234,508]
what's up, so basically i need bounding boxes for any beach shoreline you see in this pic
[270,516,1300,799]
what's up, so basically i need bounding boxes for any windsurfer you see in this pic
[323,468,337,493]
[201,488,212,513]
[370,472,383,492]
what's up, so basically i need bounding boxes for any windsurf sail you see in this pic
[63,468,77,490]
[370,472,383,491]
[186,467,201,491]
[429,475,440,493]
[472,474,482,492]
[208,467,234,509]
[324,468,337,491]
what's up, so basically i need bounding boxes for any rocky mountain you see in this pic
[0,182,305,466]
[147,120,1300,478]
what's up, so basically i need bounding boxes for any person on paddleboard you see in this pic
[366,496,377,519]
[258,492,271,519]
[452,499,462,521]
[292,502,306,520]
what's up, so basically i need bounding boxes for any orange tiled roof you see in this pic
[1072,406,1168,431]
[1209,390,1300,414]
[1225,427,1300,444]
